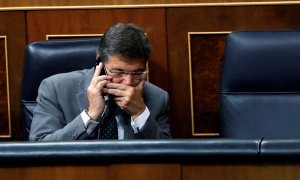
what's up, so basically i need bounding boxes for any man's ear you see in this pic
[96,51,100,60]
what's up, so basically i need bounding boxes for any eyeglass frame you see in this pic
[104,65,148,80]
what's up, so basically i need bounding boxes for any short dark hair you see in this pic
[97,23,152,64]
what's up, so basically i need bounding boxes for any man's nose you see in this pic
[122,74,134,86]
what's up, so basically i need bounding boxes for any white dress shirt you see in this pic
[81,106,150,139]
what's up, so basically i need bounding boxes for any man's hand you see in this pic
[86,63,112,120]
[103,80,146,119]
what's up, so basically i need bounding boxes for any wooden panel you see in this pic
[0,0,298,8]
[0,164,180,180]
[3,163,300,180]
[4,163,300,180]
[110,164,181,180]
[0,165,109,180]
[182,163,300,180]
[189,33,227,136]
[167,5,300,138]
[0,12,26,140]
[0,37,9,137]
[26,9,168,91]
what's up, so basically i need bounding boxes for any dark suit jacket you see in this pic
[29,68,171,141]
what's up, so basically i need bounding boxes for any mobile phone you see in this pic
[95,57,109,97]
[100,66,107,76]
[95,57,107,76]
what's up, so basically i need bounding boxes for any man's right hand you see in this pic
[86,63,112,120]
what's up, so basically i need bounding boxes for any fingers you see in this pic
[91,63,112,87]
[102,88,125,97]
[97,80,110,90]
[106,80,145,90]
[93,63,102,78]
[93,63,111,80]
[136,80,145,91]
[105,82,127,90]
[103,81,144,97]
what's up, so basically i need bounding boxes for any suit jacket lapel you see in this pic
[76,68,94,112]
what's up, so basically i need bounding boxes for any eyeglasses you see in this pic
[104,65,148,80]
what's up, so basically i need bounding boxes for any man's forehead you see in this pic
[106,55,145,68]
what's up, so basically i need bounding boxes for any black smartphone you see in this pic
[95,57,107,76]
[100,67,107,76]
[95,57,109,97]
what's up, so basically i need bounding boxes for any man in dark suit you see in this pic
[29,23,171,141]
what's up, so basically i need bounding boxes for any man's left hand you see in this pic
[103,80,146,119]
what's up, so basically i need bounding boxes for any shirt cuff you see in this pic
[81,110,91,127]
[80,110,100,136]
[130,106,150,134]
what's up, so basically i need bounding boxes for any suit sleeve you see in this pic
[29,78,87,141]
[135,90,172,139]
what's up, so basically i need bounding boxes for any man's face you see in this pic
[104,55,147,87]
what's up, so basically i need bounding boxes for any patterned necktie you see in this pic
[99,99,118,139]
